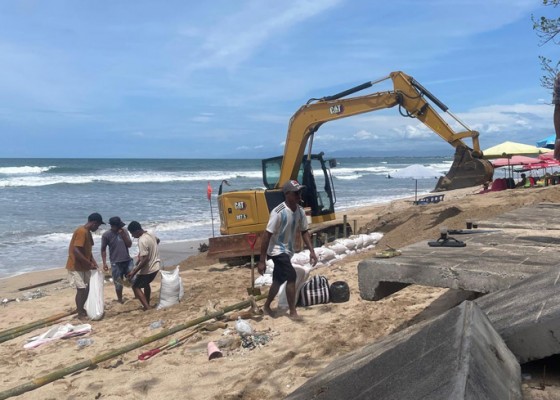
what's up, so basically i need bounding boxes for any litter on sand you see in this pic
[24,323,92,349]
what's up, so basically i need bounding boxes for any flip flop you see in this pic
[428,237,466,247]
[448,229,498,235]
[374,249,402,258]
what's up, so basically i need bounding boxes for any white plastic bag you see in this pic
[235,317,253,337]
[85,269,104,321]
[157,266,184,310]
[278,264,311,309]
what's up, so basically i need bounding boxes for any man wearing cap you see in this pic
[257,180,318,320]
[101,216,133,303]
[126,221,161,311]
[66,212,105,319]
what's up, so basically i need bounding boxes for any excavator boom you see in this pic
[279,71,492,189]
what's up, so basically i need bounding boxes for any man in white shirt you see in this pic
[127,220,161,311]
[257,180,318,320]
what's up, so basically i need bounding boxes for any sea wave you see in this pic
[335,174,363,180]
[0,166,56,175]
[0,170,263,187]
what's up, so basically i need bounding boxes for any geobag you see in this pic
[298,275,330,307]
[157,266,184,310]
[85,269,105,320]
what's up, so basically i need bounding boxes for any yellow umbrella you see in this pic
[483,141,549,159]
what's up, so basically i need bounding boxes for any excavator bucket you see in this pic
[434,146,494,191]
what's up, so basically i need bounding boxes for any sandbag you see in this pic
[85,269,105,320]
[298,275,330,307]
[328,242,348,255]
[291,249,310,266]
[278,264,311,309]
[314,247,336,263]
[157,266,184,310]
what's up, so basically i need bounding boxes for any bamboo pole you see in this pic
[0,294,266,400]
[0,311,76,344]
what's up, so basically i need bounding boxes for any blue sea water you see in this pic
[0,157,453,278]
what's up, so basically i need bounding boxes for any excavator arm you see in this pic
[278,71,492,191]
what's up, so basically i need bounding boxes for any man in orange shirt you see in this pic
[66,212,105,318]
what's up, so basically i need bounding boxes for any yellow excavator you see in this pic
[208,71,493,259]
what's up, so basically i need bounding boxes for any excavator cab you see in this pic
[262,153,337,222]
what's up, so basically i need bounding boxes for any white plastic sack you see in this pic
[278,264,311,309]
[328,242,348,255]
[368,232,383,244]
[265,259,274,275]
[157,266,184,310]
[337,238,357,250]
[235,317,253,337]
[291,249,310,266]
[314,247,337,263]
[352,235,364,249]
[85,269,105,321]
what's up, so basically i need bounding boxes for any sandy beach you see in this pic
[1,184,560,399]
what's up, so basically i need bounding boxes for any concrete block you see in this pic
[286,301,521,400]
[476,269,560,363]
[358,203,560,301]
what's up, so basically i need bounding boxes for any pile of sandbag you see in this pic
[254,232,383,291]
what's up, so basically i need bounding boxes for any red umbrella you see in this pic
[491,155,541,168]
[538,152,555,160]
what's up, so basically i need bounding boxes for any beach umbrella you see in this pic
[491,155,541,168]
[536,134,556,149]
[391,164,443,204]
[538,151,556,160]
[482,141,547,159]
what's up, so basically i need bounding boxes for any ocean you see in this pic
[0,157,454,278]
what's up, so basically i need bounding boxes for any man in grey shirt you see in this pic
[101,216,133,303]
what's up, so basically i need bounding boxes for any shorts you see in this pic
[67,270,91,289]
[132,271,158,289]
[111,259,134,290]
[270,253,297,284]
[554,73,560,105]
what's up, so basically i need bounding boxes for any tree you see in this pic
[533,0,560,89]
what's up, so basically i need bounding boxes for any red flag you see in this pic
[207,181,212,200]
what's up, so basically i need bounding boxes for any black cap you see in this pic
[109,216,126,228]
[88,212,106,224]
[127,220,142,233]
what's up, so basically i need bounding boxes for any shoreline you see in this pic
[0,238,204,297]
[0,186,478,297]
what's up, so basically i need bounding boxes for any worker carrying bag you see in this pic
[298,275,330,307]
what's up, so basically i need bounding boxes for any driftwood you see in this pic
[17,278,64,291]
[209,297,263,321]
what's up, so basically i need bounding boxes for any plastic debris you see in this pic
[21,289,44,301]
[235,317,253,337]
[149,320,164,329]
[77,338,93,348]
[241,333,271,349]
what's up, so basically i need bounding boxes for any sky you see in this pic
[0,0,558,159]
